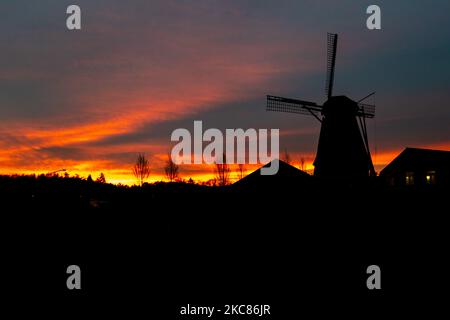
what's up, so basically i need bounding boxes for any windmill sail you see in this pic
[266,33,377,180]
[325,33,338,99]
[266,95,322,119]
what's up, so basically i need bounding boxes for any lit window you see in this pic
[426,171,436,185]
[405,172,414,185]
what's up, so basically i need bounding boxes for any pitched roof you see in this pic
[380,148,450,176]
[233,159,311,189]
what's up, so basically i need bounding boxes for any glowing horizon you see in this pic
[3,145,449,186]
[1,2,449,185]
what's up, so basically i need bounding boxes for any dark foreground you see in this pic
[1,177,448,318]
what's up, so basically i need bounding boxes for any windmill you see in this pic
[266,33,376,179]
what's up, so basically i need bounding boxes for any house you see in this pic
[380,148,450,187]
[233,159,312,190]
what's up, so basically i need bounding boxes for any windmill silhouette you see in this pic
[267,33,376,179]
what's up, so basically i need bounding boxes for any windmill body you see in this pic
[266,33,376,180]
[314,96,372,179]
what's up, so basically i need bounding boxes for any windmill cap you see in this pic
[322,95,358,116]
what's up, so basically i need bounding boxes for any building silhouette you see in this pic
[380,148,450,188]
[233,159,312,190]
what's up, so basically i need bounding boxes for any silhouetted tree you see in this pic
[96,172,106,183]
[164,153,179,182]
[282,148,292,164]
[237,164,246,180]
[214,153,231,186]
[132,153,150,186]
[87,174,93,183]
[300,157,305,171]
[204,179,216,186]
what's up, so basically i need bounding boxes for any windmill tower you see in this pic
[267,33,376,179]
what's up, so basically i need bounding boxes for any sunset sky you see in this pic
[1,1,449,184]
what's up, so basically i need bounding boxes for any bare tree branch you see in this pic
[164,153,179,182]
[282,148,292,164]
[237,163,246,180]
[214,153,231,186]
[132,153,150,186]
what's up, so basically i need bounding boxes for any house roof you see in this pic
[233,159,311,189]
[380,148,450,176]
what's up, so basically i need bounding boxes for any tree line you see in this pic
[132,153,244,187]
